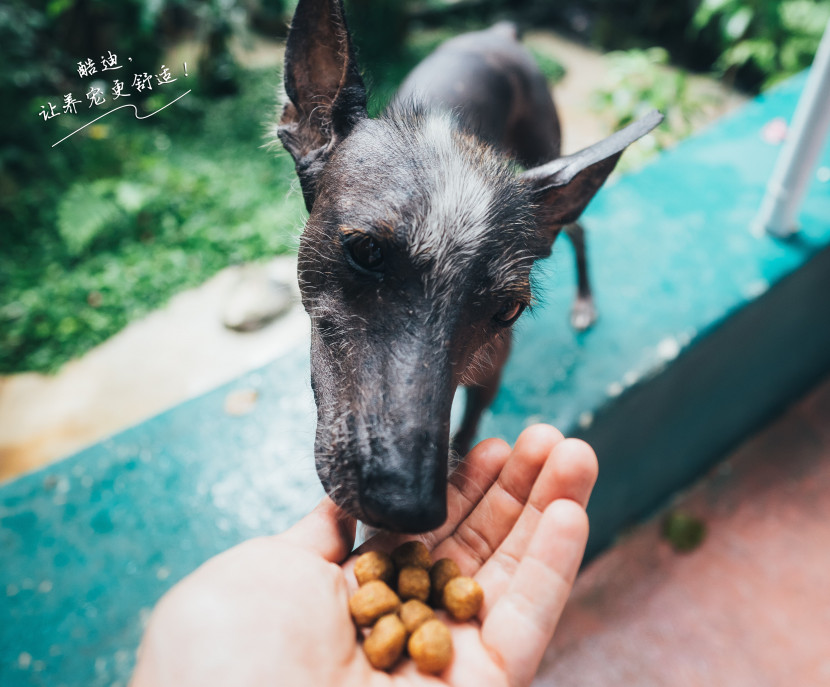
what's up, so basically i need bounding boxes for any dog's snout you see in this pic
[360,481,447,533]
[357,431,449,533]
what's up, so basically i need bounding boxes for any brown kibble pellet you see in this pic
[429,558,461,606]
[349,580,401,627]
[391,540,432,570]
[442,576,483,622]
[354,551,395,587]
[364,614,407,670]
[397,566,430,602]
[408,619,453,674]
[399,599,435,634]
[351,552,481,674]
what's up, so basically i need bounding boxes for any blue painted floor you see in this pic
[2,73,829,687]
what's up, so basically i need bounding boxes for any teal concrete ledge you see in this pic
[2,72,829,686]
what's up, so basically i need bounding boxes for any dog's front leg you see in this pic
[563,221,597,331]
[452,332,512,457]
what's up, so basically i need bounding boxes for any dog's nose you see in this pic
[360,485,447,533]
[355,421,450,533]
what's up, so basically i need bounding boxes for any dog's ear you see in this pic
[522,110,663,236]
[277,0,368,210]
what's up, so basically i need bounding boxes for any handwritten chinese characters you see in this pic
[38,52,189,122]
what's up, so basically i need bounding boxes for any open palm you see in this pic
[131,425,598,687]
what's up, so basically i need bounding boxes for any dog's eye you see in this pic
[345,234,384,273]
[493,300,526,327]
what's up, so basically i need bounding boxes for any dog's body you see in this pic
[394,22,562,166]
[276,0,661,533]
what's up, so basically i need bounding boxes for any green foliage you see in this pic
[0,1,71,241]
[692,0,830,88]
[347,0,411,66]
[56,180,127,257]
[1,0,185,242]
[593,48,715,171]
[591,47,714,170]
[527,47,567,84]
[593,48,692,133]
[1,69,305,374]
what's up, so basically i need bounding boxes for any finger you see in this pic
[277,497,356,564]
[530,438,598,511]
[480,499,589,687]
[423,436,513,547]
[474,438,597,610]
[429,424,565,574]
[348,436,512,561]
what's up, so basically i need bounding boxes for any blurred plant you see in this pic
[662,510,707,552]
[591,47,716,170]
[56,179,130,257]
[347,0,412,77]
[692,0,830,89]
[1,69,304,374]
[0,1,76,242]
[527,46,567,83]
[1,151,304,373]
[194,0,249,95]
[0,0,174,240]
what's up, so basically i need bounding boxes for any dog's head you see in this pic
[276,0,661,532]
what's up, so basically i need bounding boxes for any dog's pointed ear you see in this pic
[522,110,663,230]
[277,0,368,210]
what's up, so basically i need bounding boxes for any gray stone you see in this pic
[222,261,296,332]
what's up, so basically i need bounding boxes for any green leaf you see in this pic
[780,35,822,72]
[56,180,124,257]
[46,0,74,18]
[725,6,754,40]
[115,181,152,213]
[692,0,737,31]
[527,47,567,84]
[717,38,777,72]
[780,0,830,37]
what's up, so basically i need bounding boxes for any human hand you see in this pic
[130,425,598,687]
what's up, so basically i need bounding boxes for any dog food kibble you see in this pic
[364,614,407,670]
[397,566,430,602]
[399,599,435,634]
[391,540,432,570]
[408,619,454,674]
[350,551,476,674]
[349,580,401,627]
[354,551,395,587]
[442,576,484,622]
[429,558,461,605]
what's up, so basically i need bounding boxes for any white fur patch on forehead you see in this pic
[409,112,496,290]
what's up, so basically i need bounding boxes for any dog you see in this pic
[274,0,662,533]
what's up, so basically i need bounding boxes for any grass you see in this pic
[1,68,306,374]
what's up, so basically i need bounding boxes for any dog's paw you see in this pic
[570,296,597,332]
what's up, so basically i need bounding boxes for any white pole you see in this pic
[754,19,830,238]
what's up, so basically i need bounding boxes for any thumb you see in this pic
[277,497,357,564]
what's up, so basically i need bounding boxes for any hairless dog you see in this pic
[274,0,662,532]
